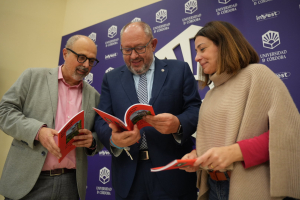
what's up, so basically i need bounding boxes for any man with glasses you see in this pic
[94,21,201,199]
[0,35,103,200]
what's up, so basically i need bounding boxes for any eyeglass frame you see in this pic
[120,38,153,55]
[66,48,99,67]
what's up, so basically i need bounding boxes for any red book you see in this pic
[93,103,155,131]
[151,159,197,172]
[57,110,84,163]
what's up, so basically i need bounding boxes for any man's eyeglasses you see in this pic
[66,48,99,67]
[120,38,153,55]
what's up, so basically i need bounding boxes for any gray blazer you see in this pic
[0,67,102,200]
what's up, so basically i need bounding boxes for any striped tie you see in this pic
[137,73,148,150]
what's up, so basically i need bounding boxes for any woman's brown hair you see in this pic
[195,21,259,87]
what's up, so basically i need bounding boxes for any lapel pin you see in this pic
[161,69,165,72]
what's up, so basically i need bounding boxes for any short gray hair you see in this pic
[65,35,86,49]
[120,21,153,40]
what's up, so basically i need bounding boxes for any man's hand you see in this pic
[110,123,141,147]
[180,149,199,172]
[143,113,180,134]
[39,127,61,159]
[194,144,244,171]
[73,129,94,148]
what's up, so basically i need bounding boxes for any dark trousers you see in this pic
[5,171,79,200]
[115,159,197,200]
[208,177,229,200]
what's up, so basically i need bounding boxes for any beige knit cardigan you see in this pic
[196,64,300,200]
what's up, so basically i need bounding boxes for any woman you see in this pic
[182,21,300,200]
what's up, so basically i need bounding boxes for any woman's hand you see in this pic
[179,149,199,172]
[194,144,244,171]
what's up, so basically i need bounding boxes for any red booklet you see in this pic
[93,103,155,131]
[57,110,84,163]
[151,159,197,172]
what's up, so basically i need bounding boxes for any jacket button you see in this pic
[41,151,46,156]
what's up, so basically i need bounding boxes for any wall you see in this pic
[0,1,67,199]
[62,0,161,36]
[0,0,160,199]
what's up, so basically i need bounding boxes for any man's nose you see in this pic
[130,49,139,59]
[82,59,90,67]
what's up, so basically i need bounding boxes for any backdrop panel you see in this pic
[58,1,300,199]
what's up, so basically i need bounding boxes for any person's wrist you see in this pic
[110,136,124,149]
[176,123,183,135]
[231,143,244,162]
[89,138,96,149]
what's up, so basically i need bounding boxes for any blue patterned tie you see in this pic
[137,73,148,150]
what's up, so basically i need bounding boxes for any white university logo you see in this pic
[132,17,141,22]
[219,0,231,4]
[99,167,110,184]
[156,9,167,23]
[108,25,117,38]
[88,32,97,42]
[185,0,198,14]
[262,30,280,49]
[105,67,114,73]
[84,73,93,85]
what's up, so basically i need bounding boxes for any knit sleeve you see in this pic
[237,130,269,168]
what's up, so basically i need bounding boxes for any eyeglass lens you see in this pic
[77,55,96,67]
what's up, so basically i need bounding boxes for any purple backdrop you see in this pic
[58,0,300,199]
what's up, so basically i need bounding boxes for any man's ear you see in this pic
[151,38,158,52]
[62,48,68,61]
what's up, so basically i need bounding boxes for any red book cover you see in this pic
[93,103,155,131]
[151,159,197,172]
[57,110,84,163]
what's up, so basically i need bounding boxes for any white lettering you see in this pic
[258,0,273,4]
[182,14,202,22]
[216,3,237,12]
[276,72,291,79]
[216,3,237,15]
[256,11,279,21]
[266,55,286,61]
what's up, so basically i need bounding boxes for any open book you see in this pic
[151,159,197,172]
[57,110,84,163]
[93,103,155,131]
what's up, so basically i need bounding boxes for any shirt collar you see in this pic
[59,65,83,88]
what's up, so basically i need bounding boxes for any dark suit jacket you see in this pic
[0,67,102,200]
[94,57,201,198]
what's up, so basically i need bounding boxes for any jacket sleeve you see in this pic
[176,62,202,144]
[0,69,45,149]
[94,73,115,153]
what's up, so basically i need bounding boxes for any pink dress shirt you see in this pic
[41,65,83,170]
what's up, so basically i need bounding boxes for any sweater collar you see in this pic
[210,71,236,87]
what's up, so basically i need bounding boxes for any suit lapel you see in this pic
[121,66,139,104]
[46,67,59,125]
[82,81,89,116]
[149,58,168,105]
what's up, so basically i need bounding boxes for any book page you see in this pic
[93,108,128,131]
[151,159,197,172]
[125,103,155,130]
